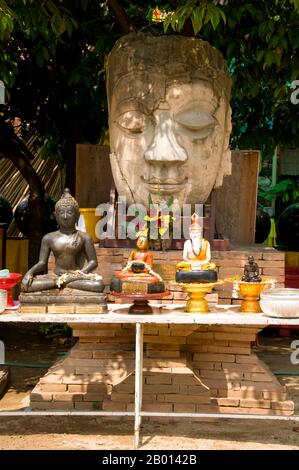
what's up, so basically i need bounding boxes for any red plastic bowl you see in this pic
[0,273,22,307]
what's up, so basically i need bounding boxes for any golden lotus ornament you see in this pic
[174,280,224,313]
[225,277,275,313]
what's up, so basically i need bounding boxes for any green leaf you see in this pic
[148,194,154,206]
[263,50,275,68]
[256,50,265,62]
[1,15,8,31]
[163,13,173,33]
[219,9,226,24]
[206,4,221,30]
[171,12,178,31]
[258,21,268,38]
[65,18,73,37]
[290,0,299,12]
[177,13,188,32]
[166,195,174,208]
[191,6,206,35]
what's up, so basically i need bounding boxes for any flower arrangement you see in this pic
[137,194,175,251]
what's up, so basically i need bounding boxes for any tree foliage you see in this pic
[149,0,299,157]
[0,0,117,171]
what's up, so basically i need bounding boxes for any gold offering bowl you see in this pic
[225,278,274,313]
[174,280,224,313]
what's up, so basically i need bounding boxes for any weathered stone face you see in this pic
[107,33,232,206]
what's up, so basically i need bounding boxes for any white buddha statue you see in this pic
[176,213,217,283]
[177,213,216,272]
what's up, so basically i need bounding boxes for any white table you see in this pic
[1,304,299,449]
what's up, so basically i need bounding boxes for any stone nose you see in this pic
[144,112,187,165]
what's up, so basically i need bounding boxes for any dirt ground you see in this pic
[0,324,299,450]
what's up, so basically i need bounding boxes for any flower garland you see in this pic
[56,270,102,288]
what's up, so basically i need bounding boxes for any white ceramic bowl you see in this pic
[0,289,7,313]
[260,288,299,318]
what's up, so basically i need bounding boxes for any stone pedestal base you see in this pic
[20,290,107,314]
[30,324,294,417]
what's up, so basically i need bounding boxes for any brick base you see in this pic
[30,323,293,417]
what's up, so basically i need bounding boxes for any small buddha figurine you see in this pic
[176,213,217,283]
[124,235,154,275]
[177,213,216,272]
[110,235,165,294]
[21,189,104,293]
[241,255,261,283]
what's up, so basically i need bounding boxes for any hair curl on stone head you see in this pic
[55,188,80,213]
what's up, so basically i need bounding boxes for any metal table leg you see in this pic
[134,322,144,450]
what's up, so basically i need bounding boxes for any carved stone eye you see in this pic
[174,106,216,139]
[117,111,148,134]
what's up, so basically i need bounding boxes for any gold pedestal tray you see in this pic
[225,278,274,313]
[111,291,170,314]
[174,281,224,313]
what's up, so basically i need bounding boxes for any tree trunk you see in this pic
[107,0,135,33]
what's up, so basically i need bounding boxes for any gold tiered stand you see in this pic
[225,278,274,313]
[174,280,224,313]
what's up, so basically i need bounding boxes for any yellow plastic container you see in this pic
[285,251,299,267]
[79,208,101,242]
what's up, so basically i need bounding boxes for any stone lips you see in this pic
[175,269,218,284]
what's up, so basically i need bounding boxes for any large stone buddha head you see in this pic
[107,33,232,206]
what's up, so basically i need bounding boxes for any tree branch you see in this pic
[107,0,135,34]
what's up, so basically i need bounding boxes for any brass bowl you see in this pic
[225,278,274,313]
[174,280,224,313]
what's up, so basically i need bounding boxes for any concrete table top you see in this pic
[1,303,299,325]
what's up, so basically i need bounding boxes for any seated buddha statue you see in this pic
[176,213,217,283]
[21,189,104,293]
[110,235,165,294]
[125,236,154,275]
[241,255,261,283]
